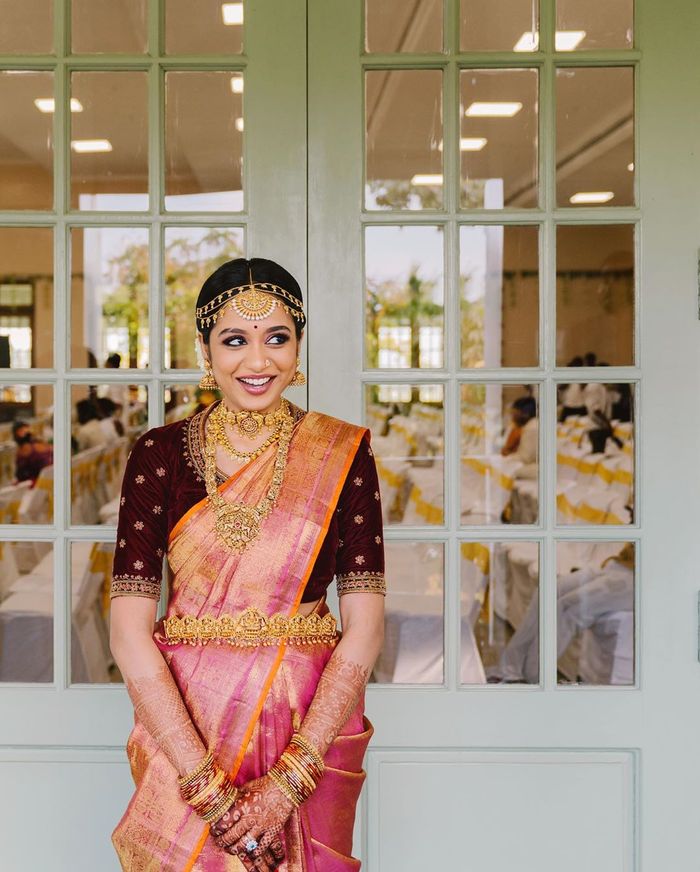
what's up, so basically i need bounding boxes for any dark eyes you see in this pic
[223,332,290,347]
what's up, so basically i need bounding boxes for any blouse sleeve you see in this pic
[110,430,169,600]
[335,431,386,596]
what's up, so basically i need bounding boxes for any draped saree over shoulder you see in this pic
[112,412,373,872]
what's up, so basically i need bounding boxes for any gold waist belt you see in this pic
[162,607,338,647]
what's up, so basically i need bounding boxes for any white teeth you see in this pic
[240,377,272,386]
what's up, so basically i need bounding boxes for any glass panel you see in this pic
[71,71,148,211]
[0,71,53,209]
[71,0,147,53]
[461,541,540,685]
[70,539,119,684]
[0,541,53,682]
[70,227,149,369]
[461,383,539,525]
[0,0,53,53]
[460,69,538,208]
[165,0,244,55]
[164,226,245,369]
[557,0,633,50]
[70,384,147,525]
[556,224,634,366]
[557,384,634,526]
[365,384,444,526]
[556,541,635,686]
[365,225,444,369]
[460,224,538,368]
[165,72,244,212]
[365,69,443,210]
[373,541,444,684]
[556,67,634,208]
[0,228,53,369]
[165,383,220,423]
[460,0,538,52]
[365,0,442,53]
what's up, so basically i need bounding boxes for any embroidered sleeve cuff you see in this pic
[110,576,161,600]
[336,572,386,596]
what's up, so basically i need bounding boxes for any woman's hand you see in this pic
[210,776,294,870]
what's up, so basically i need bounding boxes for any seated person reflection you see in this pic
[511,396,538,480]
[12,420,53,484]
[75,398,111,451]
[502,397,536,458]
[96,396,125,439]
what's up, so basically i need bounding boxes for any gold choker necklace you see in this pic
[209,403,280,462]
[218,402,287,439]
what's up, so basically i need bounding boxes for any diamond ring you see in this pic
[245,838,259,854]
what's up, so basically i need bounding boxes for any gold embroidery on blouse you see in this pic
[336,572,386,596]
[111,576,161,598]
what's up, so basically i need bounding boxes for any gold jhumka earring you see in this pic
[289,357,306,387]
[199,362,218,391]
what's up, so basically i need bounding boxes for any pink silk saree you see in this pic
[112,412,372,872]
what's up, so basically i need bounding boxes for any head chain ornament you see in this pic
[196,282,306,331]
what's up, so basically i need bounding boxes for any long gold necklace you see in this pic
[209,402,281,462]
[204,399,294,552]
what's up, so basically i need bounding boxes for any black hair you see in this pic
[105,352,122,368]
[76,398,99,425]
[196,257,305,344]
[95,396,118,418]
[512,396,537,421]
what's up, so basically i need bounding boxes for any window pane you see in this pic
[461,383,539,525]
[556,67,634,208]
[0,385,53,524]
[365,225,444,369]
[373,541,444,684]
[557,384,634,526]
[165,383,220,423]
[557,0,633,50]
[0,71,53,209]
[0,0,53,53]
[164,226,245,369]
[556,224,634,366]
[0,541,53,682]
[165,0,244,55]
[70,383,147,525]
[461,541,540,685]
[365,0,442,53]
[165,72,244,212]
[71,227,150,370]
[460,69,538,208]
[460,224,539,368]
[0,228,53,369]
[365,384,444,526]
[71,71,148,211]
[365,70,443,210]
[71,0,147,53]
[556,541,635,686]
[460,0,538,52]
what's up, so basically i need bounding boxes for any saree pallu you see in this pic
[113,413,372,872]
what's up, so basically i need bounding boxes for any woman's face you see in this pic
[200,297,300,414]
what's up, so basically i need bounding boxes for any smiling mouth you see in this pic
[237,376,274,386]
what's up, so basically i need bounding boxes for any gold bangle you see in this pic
[178,751,214,787]
[201,784,239,823]
[290,734,325,771]
[188,768,227,809]
[268,766,302,807]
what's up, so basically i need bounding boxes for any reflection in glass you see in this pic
[557,383,634,526]
[460,0,538,52]
[71,71,148,210]
[460,225,538,368]
[0,541,53,682]
[71,0,147,53]
[164,227,245,368]
[0,228,53,369]
[71,227,149,369]
[461,541,539,685]
[365,0,442,53]
[556,224,634,366]
[365,225,444,369]
[460,69,538,208]
[165,72,244,211]
[70,384,147,525]
[365,70,443,210]
[165,383,220,423]
[557,0,633,50]
[365,384,444,526]
[70,540,119,684]
[556,67,634,207]
[0,1,53,53]
[461,384,538,525]
[165,0,244,55]
[373,541,444,684]
[556,541,635,685]
[0,385,53,525]
[0,72,53,209]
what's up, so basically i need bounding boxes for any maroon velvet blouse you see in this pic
[110,404,385,603]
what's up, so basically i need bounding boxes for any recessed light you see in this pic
[221,3,244,25]
[460,137,487,151]
[71,139,112,153]
[465,102,522,118]
[230,76,244,94]
[569,191,614,204]
[627,162,634,172]
[35,98,83,113]
[411,174,443,186]
[514,30,587,51]
[235,117,244,132]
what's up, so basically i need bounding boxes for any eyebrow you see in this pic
[217,324,292,337]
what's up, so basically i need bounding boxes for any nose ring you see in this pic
[264,359,271,367]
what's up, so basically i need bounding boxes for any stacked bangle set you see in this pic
[178,751,239,823]
[267,733,325,806]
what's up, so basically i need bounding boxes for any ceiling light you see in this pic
[230,76,244,94]
[221,3,244,25]
[411,174,443,186]
[569,191,614,204]
[627,162,634,172]
[514,30,586,51]
[35,98,83,113]
[465,102,522,118]
[460,137,487,151]
[235,117,244,132]
[71,139,112,153]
